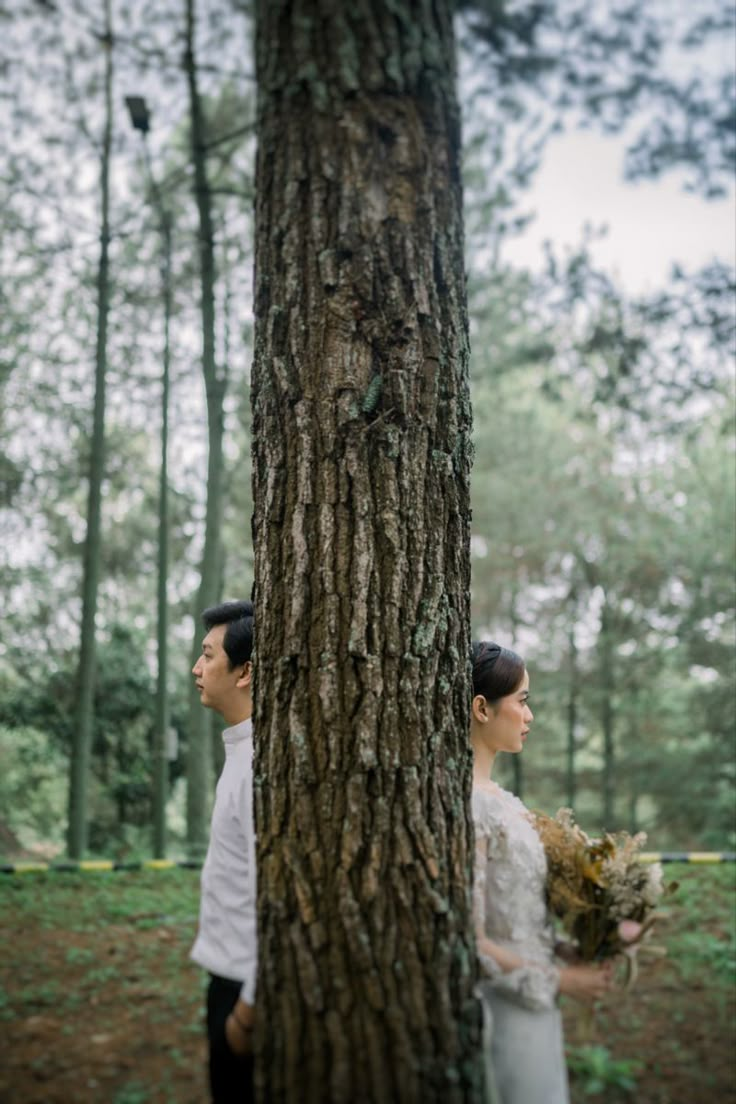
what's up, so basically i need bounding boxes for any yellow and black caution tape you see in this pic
[1,853,734,874]
[0,859,203,874]
[639,852,735,864]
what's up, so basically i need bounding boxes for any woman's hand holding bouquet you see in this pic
[535,808,672,992]
[558,960,616,1003]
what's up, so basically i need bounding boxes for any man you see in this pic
[190,600,257,1104]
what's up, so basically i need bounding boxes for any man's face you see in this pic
[192,624,242,716]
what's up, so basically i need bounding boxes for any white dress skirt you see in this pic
[472,785,570,1104]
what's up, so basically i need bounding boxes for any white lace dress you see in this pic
[472,784,570,1104]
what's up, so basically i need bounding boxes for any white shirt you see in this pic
[190,718,258,1004]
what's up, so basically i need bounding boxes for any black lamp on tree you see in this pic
[125,95,150,135]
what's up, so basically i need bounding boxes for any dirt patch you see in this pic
[562,952,736,1103]
[1,919,207,1104]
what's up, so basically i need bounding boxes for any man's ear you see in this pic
[472,694,489,725]
[236,661,253,690]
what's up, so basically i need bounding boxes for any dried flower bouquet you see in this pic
[534,808,671,985]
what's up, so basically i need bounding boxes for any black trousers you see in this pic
[206,974,255,1104]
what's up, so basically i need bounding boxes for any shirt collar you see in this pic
[222,717,252,744]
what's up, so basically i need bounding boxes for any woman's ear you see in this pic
[472,694,488,725]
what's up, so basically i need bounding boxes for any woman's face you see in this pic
[485,670,533,755]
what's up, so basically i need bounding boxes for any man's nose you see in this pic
[192,657,202,676]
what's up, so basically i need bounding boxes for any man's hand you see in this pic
[225,998,255,1056]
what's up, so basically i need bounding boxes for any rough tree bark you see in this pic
[251,3,481,1101]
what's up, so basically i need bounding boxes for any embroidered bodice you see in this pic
[472,784,560,1010]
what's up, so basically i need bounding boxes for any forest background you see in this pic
[1,0,734,862]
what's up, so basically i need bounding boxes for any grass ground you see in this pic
[0,864,733,1103]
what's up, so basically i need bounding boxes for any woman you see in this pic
[471,641,613,1104]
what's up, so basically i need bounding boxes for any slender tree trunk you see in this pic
[627,679,640,834]
[67,0,113,858]
[600,598,615,829]
[628,789,639,834]
[509,582,523,798]
[566,592,579,810]
[153,210,172,858]
[184,0,226,855]
[211,222,234,784]
[251,3,481,1101]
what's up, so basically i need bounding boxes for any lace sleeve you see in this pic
[473,828,506,983]
[473,795,560,1012]
[486,961,560,1011]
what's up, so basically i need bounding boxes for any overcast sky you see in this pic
[504,124,735,297]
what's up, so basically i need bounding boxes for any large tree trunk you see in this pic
[251,3,481,1101]
[67,0,113,858]
[184,0,226,855]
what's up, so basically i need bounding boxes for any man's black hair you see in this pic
[202,600,254,669]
